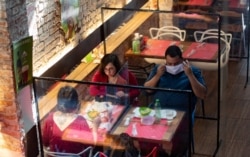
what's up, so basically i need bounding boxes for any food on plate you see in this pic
[139,107,151,116]
[87,110,99,119]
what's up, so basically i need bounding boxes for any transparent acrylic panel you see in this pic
[33,77,192,156]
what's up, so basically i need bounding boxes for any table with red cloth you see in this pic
[125,39,220,63]
[109,106,185,154]
[62,103,126,147]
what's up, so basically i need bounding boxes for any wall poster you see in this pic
[13,36,33,91]
[60,0,80,43]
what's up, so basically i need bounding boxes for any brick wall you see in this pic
[0,0,131,155]
[28,0,128,76]
[0,0,24,156]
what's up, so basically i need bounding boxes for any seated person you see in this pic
[42,86,92,156]
[89,54,140,105]
[144,45,207,156]
[144,45,206,114]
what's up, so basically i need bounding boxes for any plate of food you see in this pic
[133,107,155,118]
[161,109,177,120]
[87,110,99,120]
[84,101,113,121]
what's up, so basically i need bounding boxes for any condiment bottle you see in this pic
[154,99,161,123]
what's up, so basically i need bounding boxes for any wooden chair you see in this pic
[43,146,93,157]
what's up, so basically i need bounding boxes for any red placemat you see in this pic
[125,119,168,141]
[183,42,218,62]
[62,129,106,143]
[230,0,245,8]
[142,40,180,57]
[187,0,213,6]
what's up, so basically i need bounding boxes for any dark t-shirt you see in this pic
[146,64,206,111]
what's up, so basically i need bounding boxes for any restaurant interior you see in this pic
[12,0,250,157]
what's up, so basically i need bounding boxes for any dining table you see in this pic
[60,100,187,154]
[61,101,127,147]
[108,106,186,154]
[109,107,185,142]
[125,39,221,63]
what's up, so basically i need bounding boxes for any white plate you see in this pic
[84,101,113,121]
[133,108,177,120]
[161,109,177,120]
[133,107,155,118]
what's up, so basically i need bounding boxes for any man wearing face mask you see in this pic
[143,45,207,157]
[144,45,207,111]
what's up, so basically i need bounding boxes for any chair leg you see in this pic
[191,129,195,154]
[201,99,205,117]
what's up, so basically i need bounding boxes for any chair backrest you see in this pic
[142,146,158,157]
[93,151,108,157]
[149,26,186,41]
[191,35,231,69]
[193,29,232,69]
[43,146,93,157]
[194,29,232,44]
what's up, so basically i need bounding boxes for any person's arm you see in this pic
[42,114,53,147]
[115,74,129,97]
[183,60,207,99]
[89,71,106,96]
[144,64,165,91]
[128,71,140,98]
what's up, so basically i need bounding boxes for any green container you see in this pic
[132,39,140,54]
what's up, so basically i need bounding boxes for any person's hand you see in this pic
[183,60,193,77]
[156,64,165,77]
[116,91,128,97]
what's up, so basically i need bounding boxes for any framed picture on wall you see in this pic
[12,36,33,92]
[60,0,80,43]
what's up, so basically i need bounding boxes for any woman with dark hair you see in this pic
[89,54,139,104]
[42,86,91,156]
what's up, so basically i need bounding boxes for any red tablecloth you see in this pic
[182,42,218,62]
[142,40,180,57]
[181,0,213,6]
[125,118,169,141]
[62,105,125,144]
[230,0,246,8]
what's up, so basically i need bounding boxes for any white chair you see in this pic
[149,26,186,41]
[194,29,232,48]
[43,146,93,157]
[93,151,108,157]
[145,26,186,64]
[192,29,232,70]
[191,29,232,97]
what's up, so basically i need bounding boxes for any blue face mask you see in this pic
[166,63,184,75]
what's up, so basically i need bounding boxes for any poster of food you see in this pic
[13,36,33,91]
[60,0,80,43]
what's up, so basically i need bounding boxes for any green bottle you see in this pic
[132,33,140,54]
[154,99,161,123]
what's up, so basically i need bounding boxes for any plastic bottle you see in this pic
[132,33,141,54]
[132,123,138,136]
[154,99,161,123]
